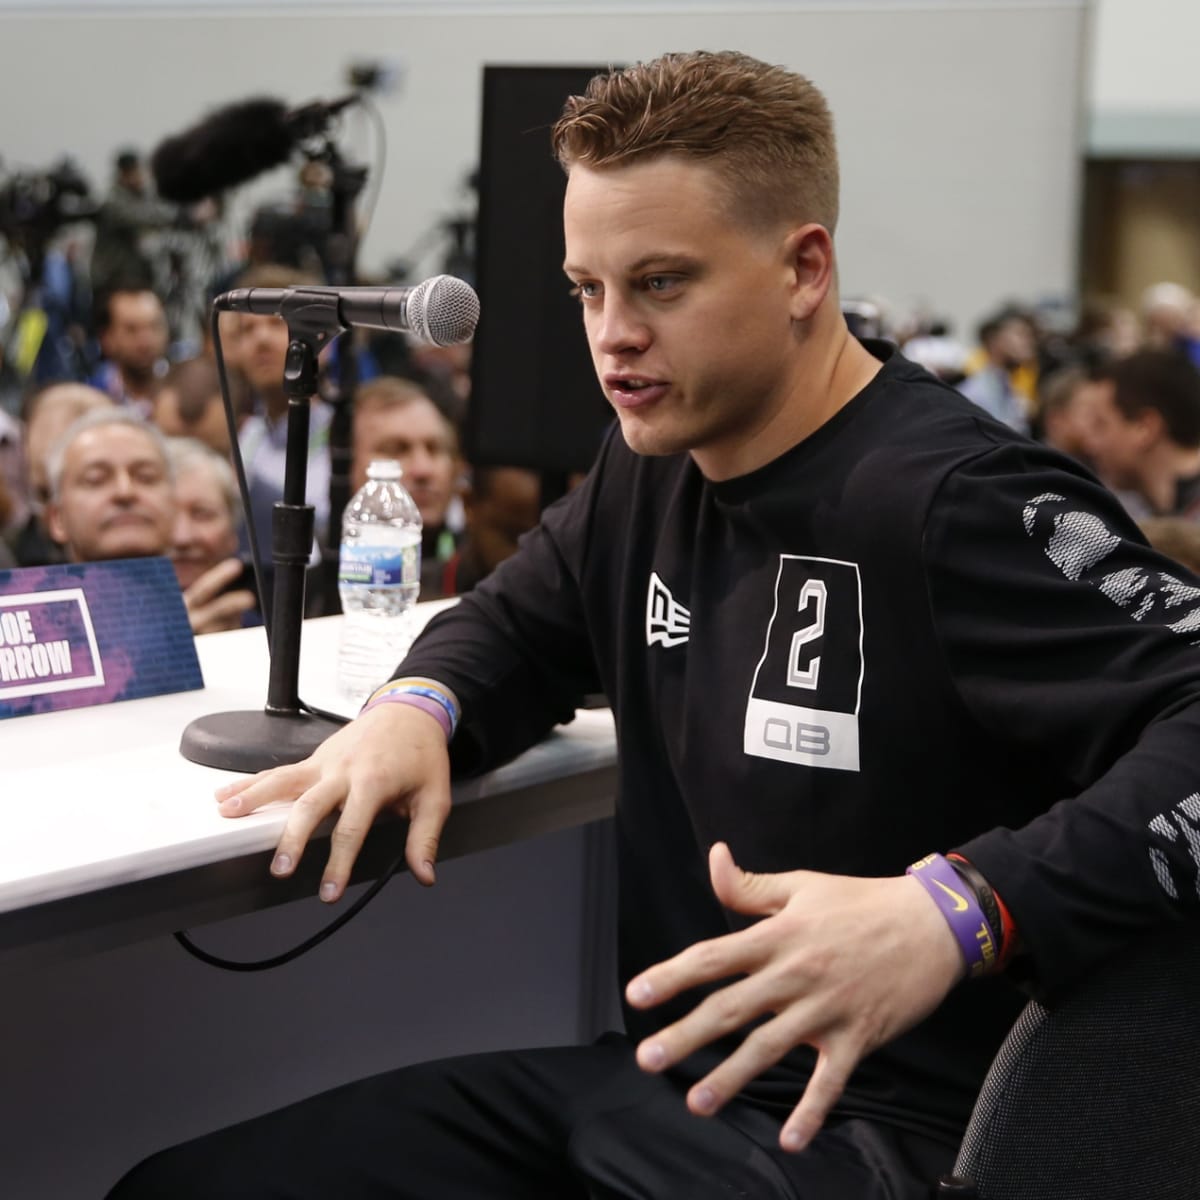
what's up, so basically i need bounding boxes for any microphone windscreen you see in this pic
[409,275,481,346]
[151,98,295,204]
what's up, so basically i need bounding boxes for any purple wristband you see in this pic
[360,691,452,740]
[906,853,998,979]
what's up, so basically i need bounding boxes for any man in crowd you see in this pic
[45,408,175,564]
[351,375,464,598]
[110,52,1200,1198]
[89,149,177,297]
[444,464,542,594]
[1034,363,1095,468]
[230,265,331,560]
[44,409,252,634]
[90,286,170,417]
[956,307,1037,433]
[1081,348,1200,519]
[0,404,27,543]
[152,356,239,459]
[13,382,114,566]
[167,437,257,631]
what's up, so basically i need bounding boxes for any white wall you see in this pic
[1088,0,1200,154]
[0,3,1087,338]
[1090,0,1200,111]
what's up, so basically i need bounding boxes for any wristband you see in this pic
[948,853,1021,970]
[359,690,453,740]
[946,855,1002,943]
[364,676,461,737]
[907,853,998,979]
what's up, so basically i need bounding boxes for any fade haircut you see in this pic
[551,50,839,234]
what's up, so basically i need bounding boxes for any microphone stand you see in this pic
[180,292,348,772]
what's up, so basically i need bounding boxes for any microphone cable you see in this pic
[172,307,395,972]
[174,849,408,972]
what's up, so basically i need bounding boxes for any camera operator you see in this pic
[89,149,176,297]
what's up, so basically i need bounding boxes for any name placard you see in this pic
[0,557,203,720]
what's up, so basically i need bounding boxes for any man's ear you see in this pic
[783,223,835,322]
[44,500,67,547]
[1134,407,1166,448]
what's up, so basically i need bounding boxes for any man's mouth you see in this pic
[605,375,670,409]
[103,513,155,530]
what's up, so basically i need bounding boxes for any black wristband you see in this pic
[947,855,1002,948]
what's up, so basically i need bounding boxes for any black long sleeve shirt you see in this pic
[399,343,1200,1142]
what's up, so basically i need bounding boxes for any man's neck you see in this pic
[260,390,289,423]
[118,364,155,399]
[692,300,883,482]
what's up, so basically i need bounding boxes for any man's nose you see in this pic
[112,468,138,500]
[406,448,436,480]
[591,294,651,356]
[172,512,194,547]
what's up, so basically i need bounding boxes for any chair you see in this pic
[934,925,1200,1199]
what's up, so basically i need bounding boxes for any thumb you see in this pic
[708,841,792,916]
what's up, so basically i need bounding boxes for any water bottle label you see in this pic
[338,541,420,587]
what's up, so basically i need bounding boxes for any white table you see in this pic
[1,608,617,969]
[0,607,621,1198]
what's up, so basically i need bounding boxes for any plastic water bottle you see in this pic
[337,460,423,701]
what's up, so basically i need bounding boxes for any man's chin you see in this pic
[615,414,690,459]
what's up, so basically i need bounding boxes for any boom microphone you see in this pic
[151,94,360,204]
[214,274,481,347]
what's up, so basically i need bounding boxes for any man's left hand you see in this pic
[625,842,966,1154]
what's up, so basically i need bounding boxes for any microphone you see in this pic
[214,274,480,347]
[151,94,361,204]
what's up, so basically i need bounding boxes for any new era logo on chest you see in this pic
[646,572,690,648]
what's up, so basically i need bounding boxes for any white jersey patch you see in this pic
[744,554,864,772]
[646,572,691,648]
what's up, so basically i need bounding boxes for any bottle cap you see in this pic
[366,459,404,481]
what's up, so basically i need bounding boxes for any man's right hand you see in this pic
[214,702,453,902]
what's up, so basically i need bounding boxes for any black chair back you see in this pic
[945,925,1200,1199]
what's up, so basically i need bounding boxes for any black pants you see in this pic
[107,1035,954,1199]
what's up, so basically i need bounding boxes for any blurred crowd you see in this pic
[0,149,543,635]
[893,284,1200,573]
[5,145,1200,637]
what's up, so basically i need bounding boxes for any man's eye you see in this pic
[569,282,600,301]
[644,275,679,293]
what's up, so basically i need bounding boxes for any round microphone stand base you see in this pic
[180,708,345,774]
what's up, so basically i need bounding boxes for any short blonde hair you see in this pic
[552,50,839,233]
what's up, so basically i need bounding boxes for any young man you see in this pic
[1081,349,1200,519]
[351,375,465,599]
[90,287,171,417]
[109,52,1200,1198]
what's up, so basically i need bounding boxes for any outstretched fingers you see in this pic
[780,1042,857,1153]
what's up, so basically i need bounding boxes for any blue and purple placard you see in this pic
[0,557,203,720]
